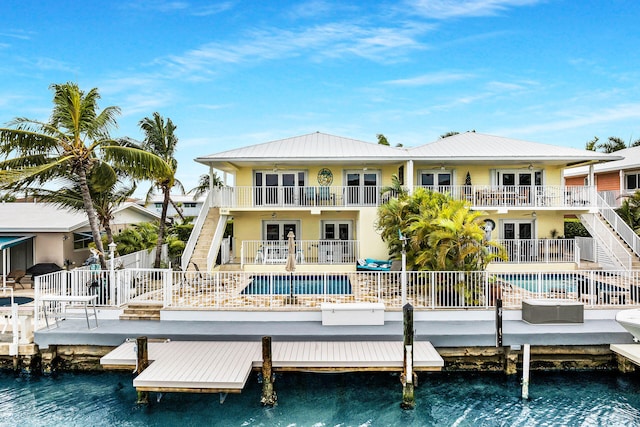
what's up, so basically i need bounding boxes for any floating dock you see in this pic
[101,340,444,393]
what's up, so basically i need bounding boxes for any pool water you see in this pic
[501,274,578,294]
[242,275,352,295]
[0,296,33,307]
[1,370,640,426]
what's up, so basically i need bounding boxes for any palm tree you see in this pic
[138,112,184,268]
[189,173,223,200]
[0,82,170,268]
[597,136,627,153]
[29,177,136,246]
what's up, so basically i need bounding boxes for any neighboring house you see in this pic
[0,202,165,275]
[138,194,206,220]
[564,146,640,206]
[185,131,621,271]
[111,202,161,234]
[0,202,91,274]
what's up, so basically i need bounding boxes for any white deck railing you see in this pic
[212,185,595,209]
[490,239,578,264]
[33,268,640,324]
[241,240,359,267]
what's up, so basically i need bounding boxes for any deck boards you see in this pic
[101,339,444,393]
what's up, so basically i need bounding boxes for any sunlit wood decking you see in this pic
[100,339,444,393]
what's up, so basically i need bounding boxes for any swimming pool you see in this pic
[0,296,33,307]
[241,274,352,295]
[499,273,579,293]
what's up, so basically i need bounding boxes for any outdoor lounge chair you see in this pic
[4,270,26,289]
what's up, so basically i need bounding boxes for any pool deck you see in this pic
[34,316,634,349]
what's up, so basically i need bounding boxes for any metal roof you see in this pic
[564,146,640,177]
[408,132,621,164]
[0,202,89,233]
[195,131,621,171]
[195,132,406,167]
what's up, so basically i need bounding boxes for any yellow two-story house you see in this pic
[184,131,621,272]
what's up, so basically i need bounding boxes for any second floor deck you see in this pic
[212,185,594,210]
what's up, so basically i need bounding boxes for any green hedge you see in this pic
[564,218,591,238]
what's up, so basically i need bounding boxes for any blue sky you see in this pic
[1,0,639,192]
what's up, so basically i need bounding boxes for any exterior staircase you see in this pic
[597,213,640,269]
[119,303,162,321]
[580,212,640,270]
[187,207,221,271]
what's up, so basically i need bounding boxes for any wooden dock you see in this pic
[611,343,640,366]
[101,340,444,393]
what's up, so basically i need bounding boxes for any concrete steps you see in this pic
[119,303,163,321]
[186,208,221,272]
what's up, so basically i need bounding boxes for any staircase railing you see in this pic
[580,213,632,270]
[596,192,640,258]
[181,191,213,271]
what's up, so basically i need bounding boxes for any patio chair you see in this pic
[4,270,26,289]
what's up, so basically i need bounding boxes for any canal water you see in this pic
[1,370,640,426]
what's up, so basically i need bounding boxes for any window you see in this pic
[626,172,640,191]
[73,232,94,250]
[419,171,451,190]
[183,203,196,208]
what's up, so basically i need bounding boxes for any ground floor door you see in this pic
[502,220,535,262]
[320,221,353,263]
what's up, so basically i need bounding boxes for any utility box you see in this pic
[522,299,584,324]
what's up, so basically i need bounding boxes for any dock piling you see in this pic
[136,336,149,405]
[401,303,415,410]
[522,344,531,399]
[260,336,277,406]
[495,298,503,347]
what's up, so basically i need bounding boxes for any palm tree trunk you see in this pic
[169,198,185,221]
[155,186,170,268]
[78,167,107,268]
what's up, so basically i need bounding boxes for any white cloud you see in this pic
[158,21,430,77]
[406,0,543,19]
[385,71,475,86]
[500,103,640,136]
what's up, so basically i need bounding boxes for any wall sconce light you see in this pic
[528,163,534,171]
[62,234,69,241]
[271,212,277,219]
[440,163,446,170]
[531,211,537,218]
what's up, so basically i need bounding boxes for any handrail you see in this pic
[580,213,632,269]
[181,191,213,271]
[596,192,640,258]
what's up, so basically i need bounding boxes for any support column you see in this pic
[261,336,277,406]
[401,303,415,410]
[136,336,149,405]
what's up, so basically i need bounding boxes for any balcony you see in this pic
[211,185,594,209]
[490,239,579,264]
[240,240,359,267]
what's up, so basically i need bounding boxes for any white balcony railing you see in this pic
[241,240,359,267]
[212,185,595,209]
[490,239,578,264]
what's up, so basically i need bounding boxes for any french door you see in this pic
[254,171,304,206]
[346,171,378,205]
